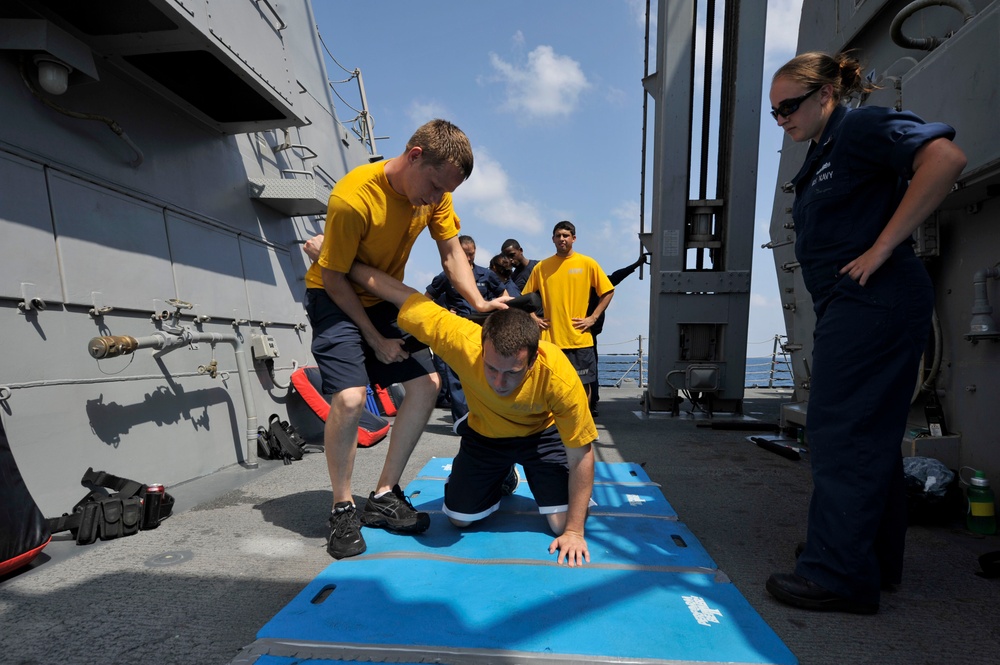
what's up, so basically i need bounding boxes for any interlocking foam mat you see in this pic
[230,458,797,665]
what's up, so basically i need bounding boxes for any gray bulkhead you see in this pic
[0,0,371,515]
[768,0,1000,481]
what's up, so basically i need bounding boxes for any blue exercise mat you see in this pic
[231,461,797,665]
[248,558,793,664]
[407,467,678,519]
[364,466,706,569]
[414,456,653,484]
[356,512,716,569]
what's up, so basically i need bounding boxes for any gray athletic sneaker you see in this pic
[327,501,366,559]
[501,465,520,496]
[361,485,430,533]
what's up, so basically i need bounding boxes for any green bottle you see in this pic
[967,471,997,535]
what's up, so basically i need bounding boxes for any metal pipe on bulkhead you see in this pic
[890,0,978,51]
[87,330,260,467]
[966,265,1000,342]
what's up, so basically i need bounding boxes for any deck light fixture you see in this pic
[33,55,72,95]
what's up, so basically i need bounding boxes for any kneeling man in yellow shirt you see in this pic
[349,262,596,567]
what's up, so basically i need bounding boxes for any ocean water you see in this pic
[597,355,793,389]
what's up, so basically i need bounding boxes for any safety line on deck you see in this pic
[347,550,726,578]
[415,474,662,487]
[405,507,679,520]
[231,637,758,665]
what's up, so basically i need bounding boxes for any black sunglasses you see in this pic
[770,87,820,119]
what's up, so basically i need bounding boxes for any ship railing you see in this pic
[744,334,793,389]
[600,335,647,388]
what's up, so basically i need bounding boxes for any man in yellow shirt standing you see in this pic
[522,221,615,404]
[348,262,596,566]
[304,120,506,559]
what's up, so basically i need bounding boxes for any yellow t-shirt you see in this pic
[304,161,461,306]
[398,293,596,447]
[521,252,614,349]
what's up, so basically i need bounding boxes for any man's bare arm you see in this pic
[322,267,407,364]
[564,442,593,536]
[549,442,594,566]
[530,311,550,330]
[348,262,417,309]
[573,290,614,332]
[437,236,509,313]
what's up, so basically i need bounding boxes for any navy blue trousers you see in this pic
[796,254,933,604]
[432,353,468,424]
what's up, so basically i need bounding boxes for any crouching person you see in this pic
[349,262,596,566]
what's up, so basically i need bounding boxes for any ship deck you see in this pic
[2,387,999,664]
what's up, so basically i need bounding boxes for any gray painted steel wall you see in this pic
[0,0,371,515]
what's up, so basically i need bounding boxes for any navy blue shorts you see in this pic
[443,421,569,522]
[305,288,436,394]
[562,346,597,385]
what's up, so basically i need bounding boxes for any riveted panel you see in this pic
[0,152,62,303]
[167,212,250,321]
[659,271,751,294]
[207,0,295,109]
[903,3,1000,178]
[241,237,306,326]
[50,172,174,310]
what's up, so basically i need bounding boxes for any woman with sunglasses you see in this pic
[764,51,966,614]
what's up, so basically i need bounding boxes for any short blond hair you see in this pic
[406,119,474,180]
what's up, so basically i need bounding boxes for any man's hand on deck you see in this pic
[549,530,589,567]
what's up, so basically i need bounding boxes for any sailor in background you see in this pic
[489,253,521,298]
[764,52,966,614]
[501,238,539,293]
[522,221,615,407]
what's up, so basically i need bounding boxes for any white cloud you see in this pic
[406,100,450,129]
[591,200,643,262]
[489,44,590,119]
[764,0,803,72]
[613,199,640,224]
[453,149,544,233]
[603,84,629,108]
[474,246,494,266]
[625,0,651,29]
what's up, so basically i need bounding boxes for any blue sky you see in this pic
[312,0,803,358]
